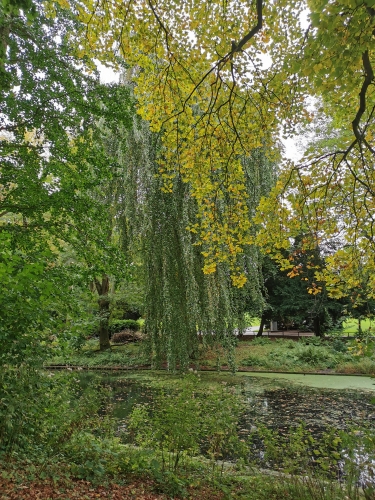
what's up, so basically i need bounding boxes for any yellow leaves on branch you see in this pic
[55,0,306,286]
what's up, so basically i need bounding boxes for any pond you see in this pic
[71,370,375,478]
[74,370,375,434]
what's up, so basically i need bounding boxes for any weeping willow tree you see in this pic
[120,111,276,371]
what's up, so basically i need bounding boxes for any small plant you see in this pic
[300,336,323,347]
[331,339,348,353]
[128,374,248,474]
[295,345,327,365]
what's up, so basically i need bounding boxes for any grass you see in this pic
[50,330,375,375]
[198,337,375,374]
[50,339,147,367]
[342,318,374,334]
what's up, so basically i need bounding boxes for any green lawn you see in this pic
[342,318,374,333]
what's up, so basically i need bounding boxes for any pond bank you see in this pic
[44,363,375,380]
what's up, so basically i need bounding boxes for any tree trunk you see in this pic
[95,274,111,351]
[313,316,322,337]
[257,315,266,337]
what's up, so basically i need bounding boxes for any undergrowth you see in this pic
[1,370,374,499]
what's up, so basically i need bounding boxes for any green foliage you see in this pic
[0,5,134,362]
[256,423,343,476]
[331,339,348,353]
[0,233,88,364]
[295,345,327,366]
[241,341,356,371]
[0,367,110,458]
[123,120,273,370]
[128,374,247,473]
[260,250,344,337]
[63,433,124,480]
[300,337,324,347]
[109,319,140,335]
[251,337,272,346]
[54,343,147,367]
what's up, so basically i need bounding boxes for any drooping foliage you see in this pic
[53,0,375,298]
[120,115,275,369]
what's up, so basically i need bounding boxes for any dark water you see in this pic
[243,386,375,435]
[74,371,375,438]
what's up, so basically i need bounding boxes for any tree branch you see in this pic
[231,0,263,54]
[352,50,375,155]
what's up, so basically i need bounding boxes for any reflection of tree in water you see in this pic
[244,388,375,436]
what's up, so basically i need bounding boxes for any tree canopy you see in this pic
[0,5,134,361]
[51,0,375,294]
[1,0,374,364]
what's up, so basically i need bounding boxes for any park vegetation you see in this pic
[1,0,375,497]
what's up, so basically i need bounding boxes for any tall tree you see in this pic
[0,5,133,361]
[121,117,274,369]
[54,0,375,295]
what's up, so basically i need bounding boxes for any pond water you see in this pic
[72,370,375,478]
[74,370,375,435]
[241,371,375,391]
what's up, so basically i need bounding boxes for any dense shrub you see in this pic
[331,339,348,353]
[300,336,323,346]
[0,367,111,458]
[109,320,140,335]
[128,374,248,473]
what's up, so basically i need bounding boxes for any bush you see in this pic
[295,345,328,365]
[331,339,348,353]
[300,336,323,346]
[109,320,140,335]
[128,374,248,473]
[241,355,265,367]
[0,367,111,458]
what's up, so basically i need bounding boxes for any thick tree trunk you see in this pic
[95,274,111,351]
[257,315,266,337]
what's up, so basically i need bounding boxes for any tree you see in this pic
[53,0,307,285]
[86,115,136,350]
[0,5,133,361]
[120,116,275,369]
[0,0,36,90]
[54,0,375,292]
[255,103,375,306]
[258,247,345,337]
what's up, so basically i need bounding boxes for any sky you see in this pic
[96,61,302,161]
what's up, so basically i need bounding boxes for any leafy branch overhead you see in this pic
[52,0,374,290]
